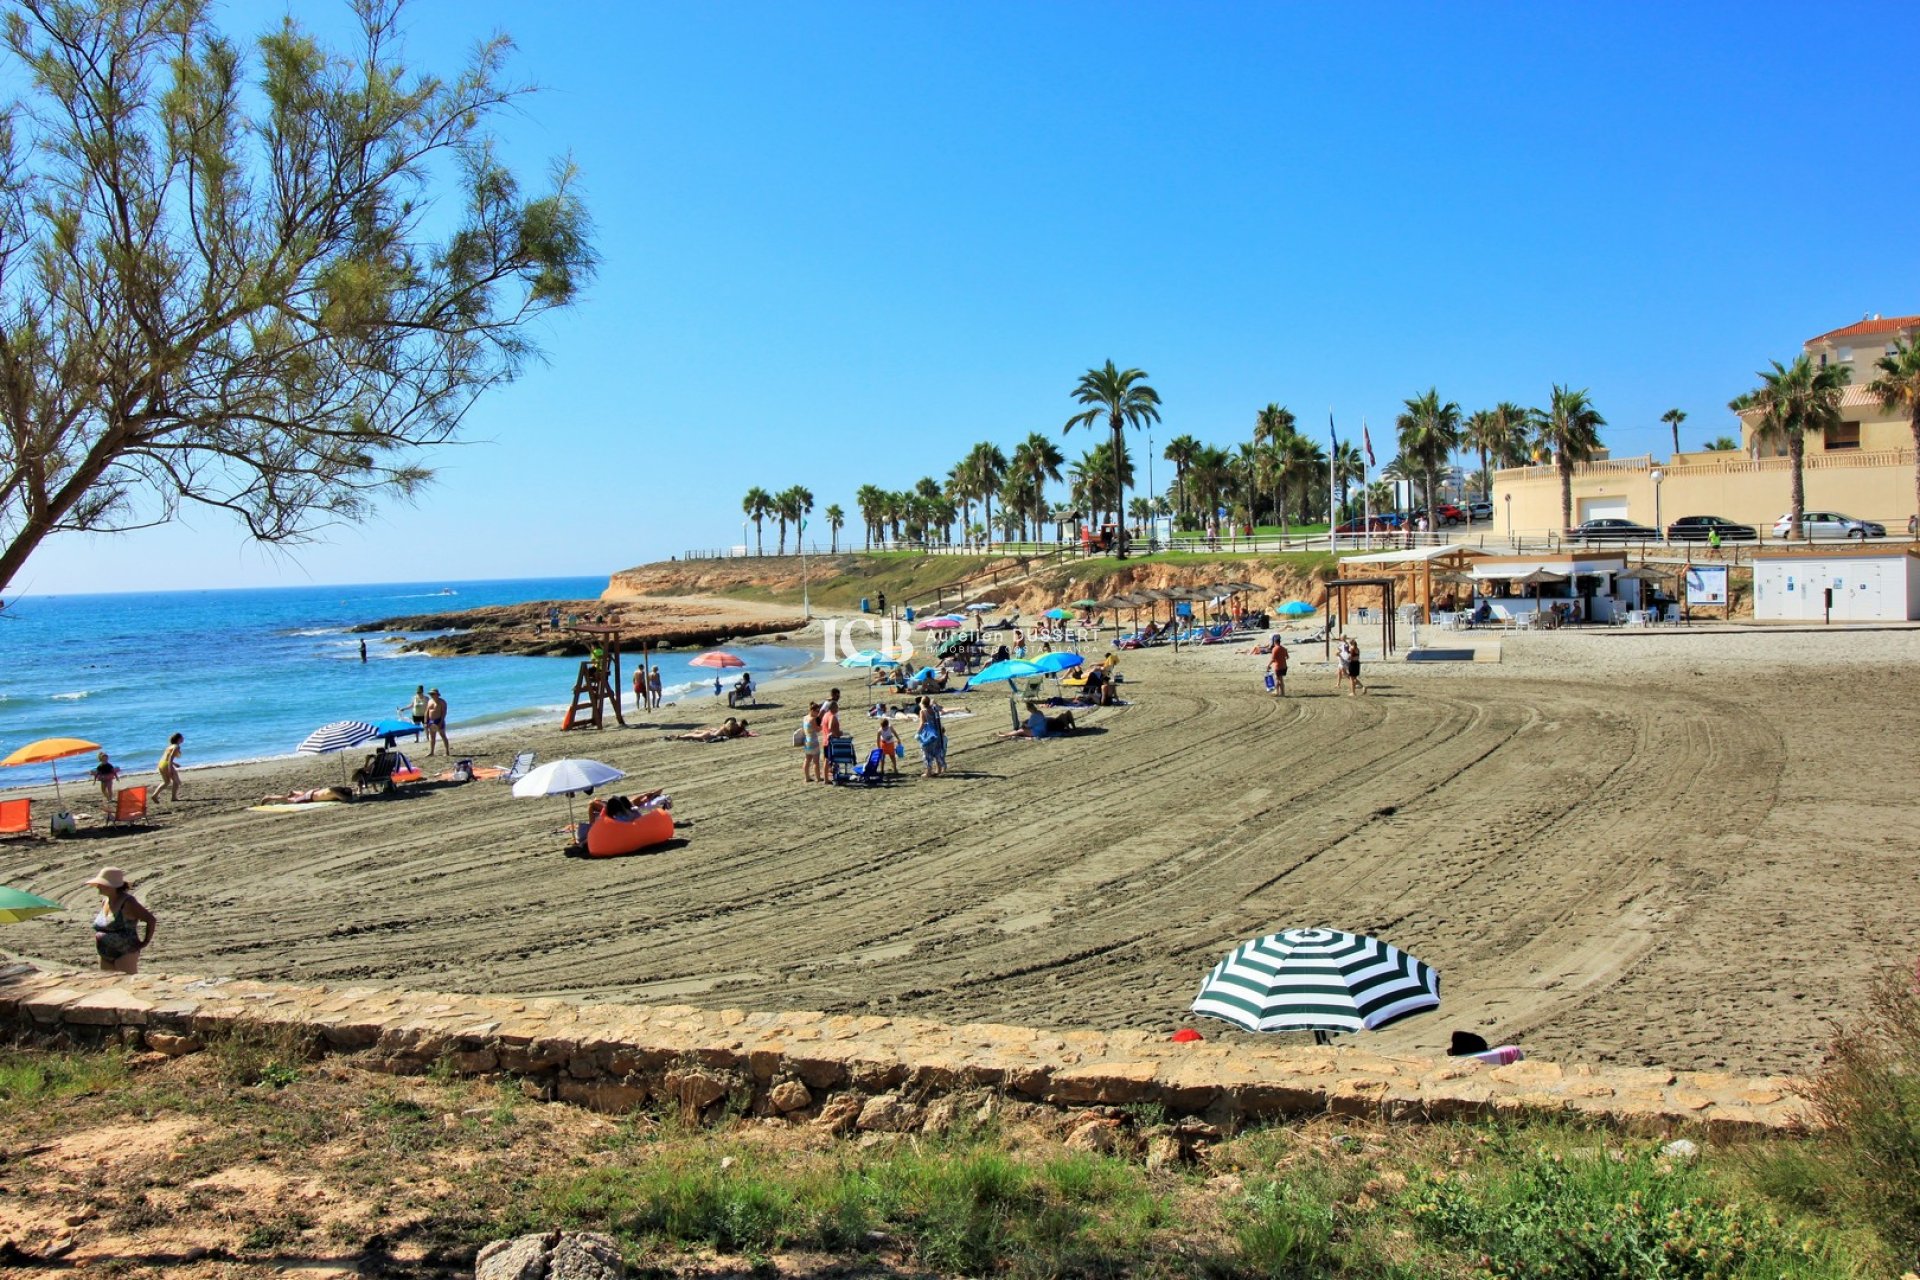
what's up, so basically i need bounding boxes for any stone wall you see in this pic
[0,963,1807,1138]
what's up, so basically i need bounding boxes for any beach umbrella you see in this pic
[914,616,961,631]
[1043,607,1074,621]
[513,757,626,826]
[0,886,63,924]
[1029,652,1084,675]
[367,718,423,743]
[968,658,1041,688]
[2,737,102,802]
[1192,927,1440,1043]
[298,721,383,754]
[1277,600,1317,617]
[690,651,747,670]
[1071,598,1102,610]
[965,602,995,613]
[1613,565,1672,582]
[839,650,899,669]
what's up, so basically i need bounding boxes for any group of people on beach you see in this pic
[1257,635,1364,696]
[402,685,453,755]
[795,687,948,779]
[630,663,666,710]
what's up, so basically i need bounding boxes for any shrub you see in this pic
[1409,1143,1847,1279]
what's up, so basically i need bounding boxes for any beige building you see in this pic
[1494,315,1918,536]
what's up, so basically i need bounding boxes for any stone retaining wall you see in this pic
[0,963,1808,1138]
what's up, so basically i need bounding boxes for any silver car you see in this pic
[1771,510,1887,539]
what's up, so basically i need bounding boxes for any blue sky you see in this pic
[16,0,1920,595]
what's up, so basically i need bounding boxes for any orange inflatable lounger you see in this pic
[584,806,675,858]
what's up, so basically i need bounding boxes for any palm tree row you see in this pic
[738,485,814,556]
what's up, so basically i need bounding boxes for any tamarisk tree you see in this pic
[0,0,595,592]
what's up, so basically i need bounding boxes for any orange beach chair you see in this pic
[112,786,148,824]
[0,797,29,835]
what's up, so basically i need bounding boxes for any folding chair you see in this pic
[0,797,29,835]
[112,786,148,824]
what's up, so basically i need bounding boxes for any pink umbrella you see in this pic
[913,617,961,631]
[690,651,746,669]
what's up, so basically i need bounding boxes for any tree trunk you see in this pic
[983,493,993,551]
[1671,423,1680,455]
[1558,454,1573,532]
[1911,411,1920,532]
[755,519,764,557]
[1112,418,1128,559]
[1479,446,1490,500]
[1790,434,1806,540]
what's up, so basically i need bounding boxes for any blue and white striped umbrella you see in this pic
[297,720,383,755]
[1191,927,1440,1037]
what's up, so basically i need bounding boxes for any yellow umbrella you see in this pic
[2,736,101,802]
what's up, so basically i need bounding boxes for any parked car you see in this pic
[1567,518,1659,542]
[1467,500,1494,522]
[1771,511,1887,539]
[1333,515,1394,534]
[1666,515,1757,542]
[1408,504,1466,528]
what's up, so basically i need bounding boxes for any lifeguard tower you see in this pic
[562,624,626,730]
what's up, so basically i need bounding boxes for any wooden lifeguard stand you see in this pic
[562,624,626,730]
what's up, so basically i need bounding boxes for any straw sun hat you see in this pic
[84,866,129,891]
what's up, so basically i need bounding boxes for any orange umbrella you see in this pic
[2,736,101,802]
[689,651,746,670]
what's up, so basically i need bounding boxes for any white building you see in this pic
[1751,548,1920,622]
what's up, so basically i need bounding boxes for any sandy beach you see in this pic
[4,619,1916,1078]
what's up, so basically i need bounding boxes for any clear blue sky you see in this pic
[18,0,1920,595]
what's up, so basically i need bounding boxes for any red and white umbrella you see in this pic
[689,651,746,670]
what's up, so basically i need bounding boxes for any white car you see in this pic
[1771,511,1887,540]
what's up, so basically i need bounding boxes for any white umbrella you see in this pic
[513,757,626,827]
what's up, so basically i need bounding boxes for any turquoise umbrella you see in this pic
[1030,652,1084,675]
[967,659,1041,688]
[840,650,899,668]
[1043,607,1074,620]
[1278,600,1317,616]
[0,885,63,924]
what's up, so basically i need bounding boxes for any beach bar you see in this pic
[1468,552,1636,623]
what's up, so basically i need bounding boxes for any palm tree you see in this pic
[944,462,976,544]
[966,442,1009,549]
[1704,436,1739,451]
[1064,361,1161,558]
[1010,432,1065,541]
[773,485,813,554]
[1747,355,1850,539]
[1869,338,1920,525]
[1661,407,1687,457]
[1069,440,1134,524]
[1462,410,1508,501]
[1365,479,1396,512]
[1395,388,1462,518]
[1535,385,1607,532]
[855,484,884,549]
[1252,404,1296,521]
[742,487,772,556]
[1332,441,1364,519]
[1270,433,1318,538]
[824,503,844,553]
[1490,401,1533,468]
[1163,433,1201,525]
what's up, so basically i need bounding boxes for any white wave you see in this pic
[50,690,90,701]
[287,628,341,637]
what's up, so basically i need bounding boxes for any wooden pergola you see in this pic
[1325,577,1398,659]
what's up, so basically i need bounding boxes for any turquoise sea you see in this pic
[0,577,816,787]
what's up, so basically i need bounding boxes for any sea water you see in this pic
[0,577,817,787]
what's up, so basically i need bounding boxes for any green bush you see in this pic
[1793,967,1920,1265]
[1409,1143,1846,1279]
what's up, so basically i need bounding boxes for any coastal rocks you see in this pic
[350,600,804,658]
[768,1080,812,1113]
[475,1230,624,1280]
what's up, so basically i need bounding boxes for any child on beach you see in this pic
[801,703,823,782]
[876,718,900,774]
[92,751,120,805]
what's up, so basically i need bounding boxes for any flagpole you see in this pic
[1328,408,1339,555]
[1362,418,1373,550]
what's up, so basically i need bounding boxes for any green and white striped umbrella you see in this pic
[1191,927,1440,1037]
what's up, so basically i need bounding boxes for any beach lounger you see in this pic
[0,797,28,835]
[501,751,535,784]
[111,786,148,825]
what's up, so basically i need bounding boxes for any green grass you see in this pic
[0,1046,130,1108]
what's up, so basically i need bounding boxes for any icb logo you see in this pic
[823,617,916,666]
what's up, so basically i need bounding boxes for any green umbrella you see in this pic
[1071,598,1101,609]
[0,885,63,924]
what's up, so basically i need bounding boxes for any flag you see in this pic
[1328,411,1338,453]
[1363,422,1376,469]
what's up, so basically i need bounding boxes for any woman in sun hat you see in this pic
[87,867,156,974]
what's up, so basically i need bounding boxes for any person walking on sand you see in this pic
[87,866,156,974]
[1267,639,1289,697]
[92,751,121,806]
[424,688,450,756]
[1341,638,1365,696]
[156,733,184,802]
[632,665,647,713]
[649,667,663,708]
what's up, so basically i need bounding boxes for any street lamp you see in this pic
[1650,468,1665,542]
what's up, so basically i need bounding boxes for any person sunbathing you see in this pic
[999,703,1078,739]
[259,785,354,805]
[667,718,751,742]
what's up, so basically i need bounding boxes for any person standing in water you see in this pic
[358,639,368,663]
[403,685,428,730]
[156,733,184,802]
[88,866,156,973]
